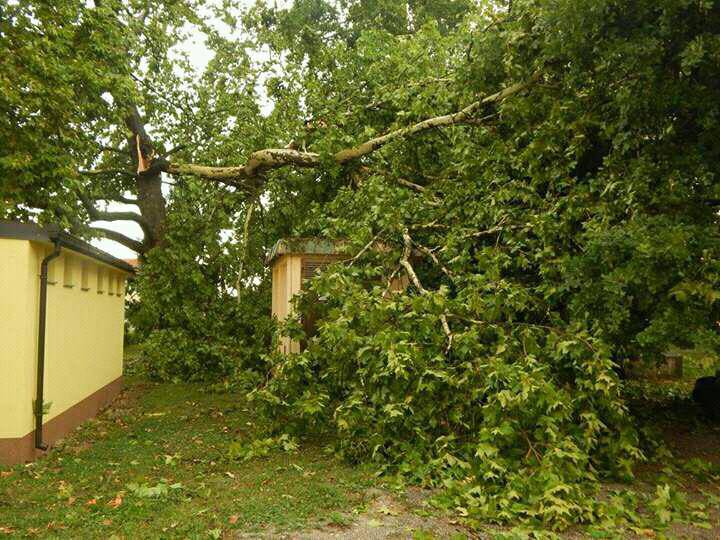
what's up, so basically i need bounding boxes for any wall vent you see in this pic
[301,256,340,281]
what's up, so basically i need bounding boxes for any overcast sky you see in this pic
[91,0,292,260]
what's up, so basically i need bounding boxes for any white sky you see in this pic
[91,0,292,260]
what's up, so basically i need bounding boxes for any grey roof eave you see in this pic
[0,221,135,274]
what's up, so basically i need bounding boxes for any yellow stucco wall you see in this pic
[271,254,302,354]
[0,240,38,438]
[0,239,128,439]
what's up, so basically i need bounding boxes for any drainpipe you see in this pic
[35,239,61,450]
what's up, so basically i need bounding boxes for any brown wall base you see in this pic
[0,376,123,466]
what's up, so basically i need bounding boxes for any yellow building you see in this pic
[0,222,133,465]
[268,238,347,354]
[268,238,410,354]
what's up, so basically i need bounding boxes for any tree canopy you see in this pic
[2,0,720,528]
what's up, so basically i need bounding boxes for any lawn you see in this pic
[0,378,376,538]
[1,366,720,539]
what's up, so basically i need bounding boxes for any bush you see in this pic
[252,265,641,527]
[128,181,272,382]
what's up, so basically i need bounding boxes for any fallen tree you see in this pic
[3,0,720,530]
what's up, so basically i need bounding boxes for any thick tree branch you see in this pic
[332,78,532,163]
[79,168,136,179]
[53,191,148,255]
[159,144,187,159]
[89,208,148,223]
[90,226,145,253]
[79,193,151,238]
[124,105,151,140]
[164,75,539,183]
[95,194,138,205]
[395,178,427,192]
[80,191,138,205]
[166,148,321,180]
[235,198,257,302]
[400,229,453,351]
[124,105,158,174]
[98,145,126,154]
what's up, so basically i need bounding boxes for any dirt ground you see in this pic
[238,488,473,540]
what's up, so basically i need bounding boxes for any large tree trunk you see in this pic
[126,106,167,252]
[135,173,166,249]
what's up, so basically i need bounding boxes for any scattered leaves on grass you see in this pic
[126,482,182,498]
[227,434,299,462]
[378,505,400,516]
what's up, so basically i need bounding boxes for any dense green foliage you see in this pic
[3,0,720,530]
[130,182,273,382]
[0,0,203,221]
[246,0,720,527]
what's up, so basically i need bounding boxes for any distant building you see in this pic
[267,238,410,354]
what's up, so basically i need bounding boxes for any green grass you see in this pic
[0,378,375,538]
[2,353,719,538]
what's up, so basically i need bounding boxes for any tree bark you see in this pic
[92,226,146,253]
[125,106,167,250]
[134,173,166,249]
[81,106,167,254]
[162,75,539,187]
